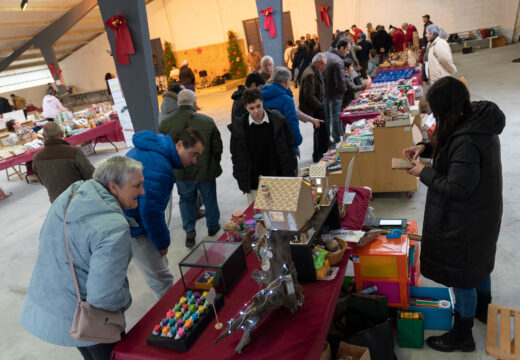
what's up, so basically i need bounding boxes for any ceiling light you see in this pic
[21,0,28,11]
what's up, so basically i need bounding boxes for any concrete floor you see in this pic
[1,43,519,359]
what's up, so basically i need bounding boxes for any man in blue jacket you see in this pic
[125,128,204,300]
[261,66,302,157]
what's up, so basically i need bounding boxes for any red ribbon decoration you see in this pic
[105,14,135,65]
[48,62,57,79]
[261,7,277,38]
[319,5,330,27]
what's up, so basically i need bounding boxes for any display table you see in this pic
[66,89,112,106]
[0,120,124,172]
[340,66,422,126]
[328,119,420,194]
[112,191,370,360]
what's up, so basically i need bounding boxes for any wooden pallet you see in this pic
[486,303,520,359]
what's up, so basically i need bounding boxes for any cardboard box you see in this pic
[336,342,370,360]
[492,36,506,48]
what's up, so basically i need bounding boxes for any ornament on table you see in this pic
[318,5,331,27]
[216,229,304,354]
[206,288,223,330]
[105,14,135,65]
[260,6,277,37]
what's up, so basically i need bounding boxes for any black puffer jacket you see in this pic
[228,109,297,193]
[231,85,246,126]
[419,101,505,289]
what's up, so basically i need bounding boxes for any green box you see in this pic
[397,312,424,348]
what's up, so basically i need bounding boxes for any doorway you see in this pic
[242,11,294,56]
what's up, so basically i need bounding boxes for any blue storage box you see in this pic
[408,286,454,330]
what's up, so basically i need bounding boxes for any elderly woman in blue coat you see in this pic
[19,156,144,360]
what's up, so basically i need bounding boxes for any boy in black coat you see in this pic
[228,88,297,204]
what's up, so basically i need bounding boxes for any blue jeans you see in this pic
[453,275,491,318]
[176,179,220,232]
[323,97,343,143]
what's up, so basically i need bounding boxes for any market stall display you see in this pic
[0,120,124,173]
[146,290,225,352]
[111,188,371,360]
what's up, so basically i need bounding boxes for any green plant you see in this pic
[162,41,176,87]
[226,30,247,79]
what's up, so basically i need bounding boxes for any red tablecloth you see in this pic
[0,120,124,171]
[112,194,370,360]
[340,66,423,126]
[337,186,372,230]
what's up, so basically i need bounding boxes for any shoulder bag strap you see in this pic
[63,192,82,302]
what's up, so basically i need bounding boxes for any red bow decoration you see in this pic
[319,5,330,27]
[261,7,276,37]
[48,63,57,79]
[105,14,135,65]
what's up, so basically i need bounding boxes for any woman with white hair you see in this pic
[424,23,456,85]
[19,156,144,360]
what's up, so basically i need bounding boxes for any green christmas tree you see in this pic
[162,41,177,87]
[226,30,247,80]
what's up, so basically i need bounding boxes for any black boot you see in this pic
[475,291,491,324]
[426,312,476,352]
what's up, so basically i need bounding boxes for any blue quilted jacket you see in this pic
[261,83,302,151]
[124,131,183,250]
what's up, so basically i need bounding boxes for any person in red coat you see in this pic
[350,25,364,43]
[389,26,406,52]
[402,23,418,46]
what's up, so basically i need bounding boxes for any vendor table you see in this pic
[328,119,420,194]
[112,188,371,360]
[0,120,124,172]
[340,66,422,127]
[66,89,112,106]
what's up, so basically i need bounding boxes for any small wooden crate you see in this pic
[486,303,520,359]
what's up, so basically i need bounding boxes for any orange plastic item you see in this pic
[353,233,410,309]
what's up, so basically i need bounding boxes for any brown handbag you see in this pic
[64,193,125,343]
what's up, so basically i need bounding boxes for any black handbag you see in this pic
[345,319,395,360]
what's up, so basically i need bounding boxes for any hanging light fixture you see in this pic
[21,0,28,11]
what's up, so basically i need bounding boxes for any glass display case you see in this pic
[179,241,246,294]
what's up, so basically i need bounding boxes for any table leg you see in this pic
[93,135,119,154]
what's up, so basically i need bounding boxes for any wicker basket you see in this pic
[326,238,348,265]
[394,60,406,67]
[379,62,391,68]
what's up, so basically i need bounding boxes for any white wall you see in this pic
[146,0,319,51]
[334,0,520,43]
[59,33,116,92]
[0,84,48,108]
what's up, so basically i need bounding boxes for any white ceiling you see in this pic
[0,0,105,71]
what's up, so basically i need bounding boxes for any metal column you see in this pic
[97,0,159,132]
[255,0,284,67]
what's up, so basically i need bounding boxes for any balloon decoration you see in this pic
[105,14,135,65]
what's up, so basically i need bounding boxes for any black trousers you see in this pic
[77,342,118,360]
[313,107,329,162]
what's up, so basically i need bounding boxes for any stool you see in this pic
[5,164,26,181]
[486,303,520,359]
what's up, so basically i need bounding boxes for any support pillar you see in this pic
[39,46,69,105]
[255,0,284,66]
[97,0,159,132]
[314,0,334,51]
